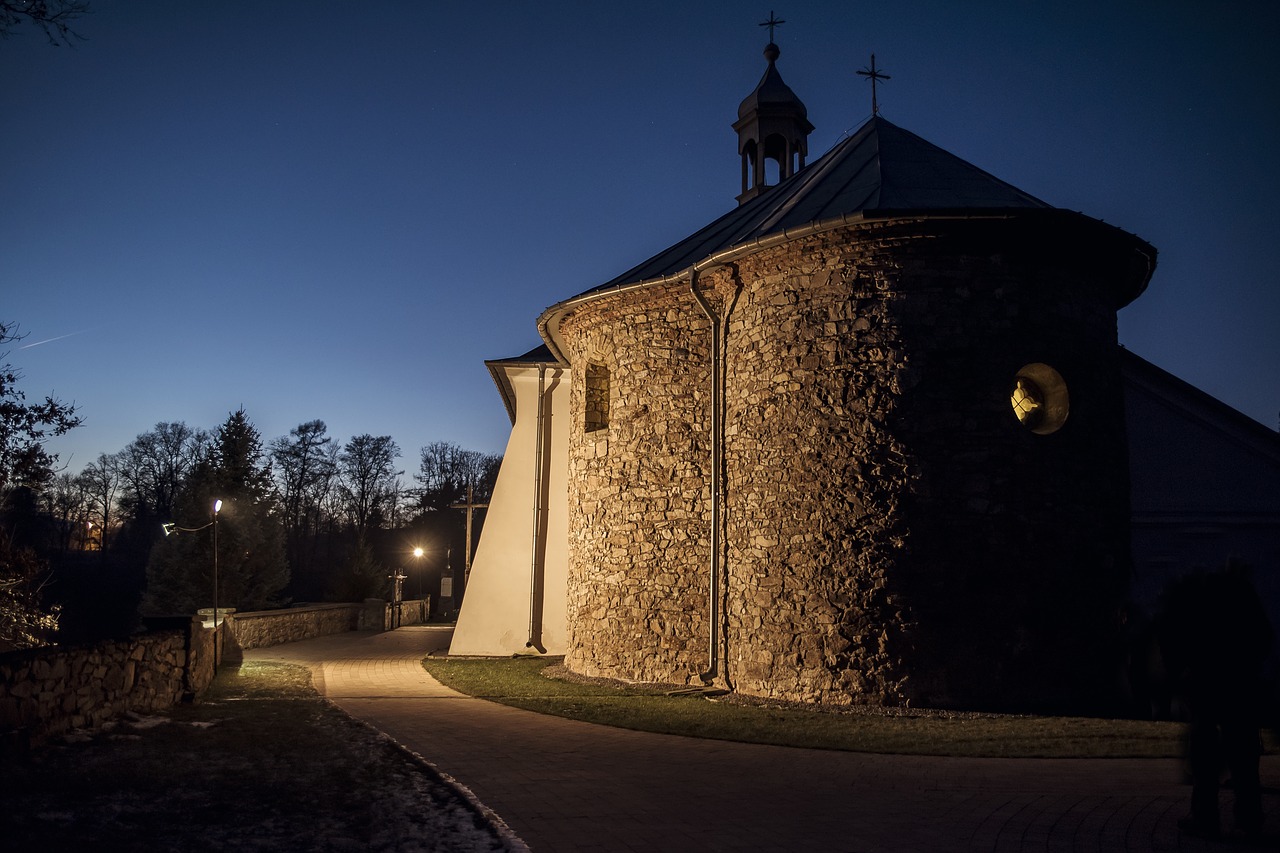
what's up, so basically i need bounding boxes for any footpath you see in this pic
[246,627,1279,852]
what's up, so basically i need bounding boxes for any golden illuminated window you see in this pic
[584,362,609,432]
[1011,378,1043,422]
[1011,363,1068,435]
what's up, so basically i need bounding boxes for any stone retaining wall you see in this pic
[228,603,365,650]
[0,599,434,751]
[226,599,430,652]
[0,616,211,749]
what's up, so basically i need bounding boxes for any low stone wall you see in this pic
[228,603,364,650]
[0,600,434,752]
[226,599,431,650]
[0,616,211,750]
[391,598,430,629]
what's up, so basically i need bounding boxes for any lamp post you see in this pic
[162,497,224,672]
[389,547,426,629]
[212,499,222,671]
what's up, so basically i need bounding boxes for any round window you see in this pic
[1010,363,1068,435]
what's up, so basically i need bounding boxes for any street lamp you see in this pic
[212,499,222,671]
[161,497,224,671]
[389,547,427,629]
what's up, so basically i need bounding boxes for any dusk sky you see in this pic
[4,1,1277,483]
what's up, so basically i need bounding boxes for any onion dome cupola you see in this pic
[734,39,814,205]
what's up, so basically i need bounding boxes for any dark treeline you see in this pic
[4,406,499,646]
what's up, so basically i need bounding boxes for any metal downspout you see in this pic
[689,266,724,686]
[527,362,547,652]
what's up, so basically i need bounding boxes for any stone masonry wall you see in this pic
[228,603,365,650]
[223,599,427,656]
[0,599,421,750]
[558,281,714,683]
[558,214,1141,711]
[0,617,207,748]
[719,218,1133,710]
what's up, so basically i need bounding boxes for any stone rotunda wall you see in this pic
[558,214,1146,712]
[557,281,715,682]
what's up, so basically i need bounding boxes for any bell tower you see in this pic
[733,32,813,205]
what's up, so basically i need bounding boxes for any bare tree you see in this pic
[270,420,338,539]
[0,0,90,47]
[337,435,400,536]
[119,421,210,524]
[41,470,90,554]
[79,451,122,552]
[414,441,501,511]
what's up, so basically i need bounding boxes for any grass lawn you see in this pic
[420,655,1267,760]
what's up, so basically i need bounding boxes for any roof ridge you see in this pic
[578,116,1068,294]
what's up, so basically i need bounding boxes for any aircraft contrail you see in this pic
[19,330,87,349]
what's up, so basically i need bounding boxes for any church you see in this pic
[450,38,1280,712]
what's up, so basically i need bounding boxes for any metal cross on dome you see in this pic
[857,54,891,115]
[759,10,785,42]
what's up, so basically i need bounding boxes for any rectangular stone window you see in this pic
[584,362,610,432]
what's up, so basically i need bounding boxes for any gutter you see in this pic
[527,362,550,653]
[535,208,1156,362]
[688,264,742,688]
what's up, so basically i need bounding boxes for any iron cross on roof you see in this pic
[759,10,785,42]
[857,54,891,116]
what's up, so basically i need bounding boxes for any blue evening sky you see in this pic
[4,1,1277,481]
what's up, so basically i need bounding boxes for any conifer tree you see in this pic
[145,409,287,613]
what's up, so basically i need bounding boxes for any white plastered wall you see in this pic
[449,364,569,655]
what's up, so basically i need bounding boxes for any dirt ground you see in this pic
[0,661,522,852]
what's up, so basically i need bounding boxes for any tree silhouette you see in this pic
[413,441,500,512]
[0,0,90,47]
[0,322,81,492]
[0,321,80,648]
[337,434,400,536]
[144,409,287,613]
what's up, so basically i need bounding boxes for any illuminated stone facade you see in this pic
[451,42,1158,711]
[553,214,1150,711]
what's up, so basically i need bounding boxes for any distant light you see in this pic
[413,547,424,558]
[214,499,223,514]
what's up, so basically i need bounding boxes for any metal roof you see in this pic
[534,115,1155,364]
[486,344,555,364]
[590,115,1051,292]
[484,344,558,424]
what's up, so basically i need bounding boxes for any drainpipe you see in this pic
[689,265,740,687]
[527,363,548,652]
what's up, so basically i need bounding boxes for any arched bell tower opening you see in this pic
[734,41,813,205]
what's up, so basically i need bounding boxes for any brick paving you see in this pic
[246,627,1279,852]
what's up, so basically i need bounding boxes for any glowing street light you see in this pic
[390,547,426,629]
[212,499,222,671]
[412,546,425,601]
[161,498,225,671]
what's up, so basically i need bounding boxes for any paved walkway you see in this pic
[246,627,1279,852]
